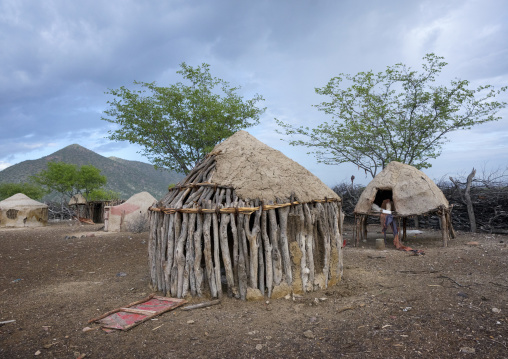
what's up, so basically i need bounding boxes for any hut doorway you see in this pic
[374,188,394,209]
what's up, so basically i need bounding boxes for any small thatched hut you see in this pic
[354,161,454,246]
[0,193,48,228]
[104,192,156,232]
[148,131,343,300]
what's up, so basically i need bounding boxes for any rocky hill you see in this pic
[0,144,184,200]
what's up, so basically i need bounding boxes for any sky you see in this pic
[1,0,507,187]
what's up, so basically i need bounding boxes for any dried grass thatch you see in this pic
[148,131,344,300]
[353,162,454,246]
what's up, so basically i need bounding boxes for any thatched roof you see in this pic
[354,161,448,216]
[0,193,47,209]
[69,193,87,205]
[121,191,156,207]
[205,131,338,203]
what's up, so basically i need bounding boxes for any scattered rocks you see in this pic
[492,308,501,313]
[460,346,475,354]
[303,330,315,339]
[187,320,195,324]
[255,344,263,350]
[466,241,479,246]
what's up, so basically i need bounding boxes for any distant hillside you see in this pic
[0,144,184,200]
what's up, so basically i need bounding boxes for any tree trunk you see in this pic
[464,168,477,233]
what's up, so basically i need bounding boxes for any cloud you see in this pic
[0,0,506,186]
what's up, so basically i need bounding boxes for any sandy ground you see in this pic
[1,221,507,358]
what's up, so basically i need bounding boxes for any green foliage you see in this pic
[102,62,266,174]
[86,189,121,201]
[277,54,507,177]
[31,162,107,200]
[76,165,107,199]
[0,182,47,201]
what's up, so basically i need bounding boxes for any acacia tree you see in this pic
[31,162,107,219]
[102,63,266,174]
[276,54,507,178]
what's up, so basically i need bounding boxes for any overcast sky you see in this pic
[1,0,507,186]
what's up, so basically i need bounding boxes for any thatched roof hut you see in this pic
[353,161,454,246]
[0,193,48,228]
[104,191,156,232]
[149,131,344,300]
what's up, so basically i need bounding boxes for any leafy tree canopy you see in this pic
[0,182,47,201]
[87,189,121,201]
[31,162,107,201]
[276,54,507,178]
[102,62,266,174]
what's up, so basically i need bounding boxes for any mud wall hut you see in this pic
[104,192,156,232]
[354,161,454,246]
[0,193,48,228]
[148,131,344,300]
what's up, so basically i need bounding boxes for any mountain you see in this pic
[0,144,184,200]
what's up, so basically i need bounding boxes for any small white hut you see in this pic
[104,192,156,232]
[0,193,48,228]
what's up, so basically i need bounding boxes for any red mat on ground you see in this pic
[89,294,186,332]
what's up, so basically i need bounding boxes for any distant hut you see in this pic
[69,194,123,223]
[354,161,454,246]
[104,192,156,232]
[0,193,48,228]
[148,131,344,300]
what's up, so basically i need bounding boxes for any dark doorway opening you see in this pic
[374,189,393,208]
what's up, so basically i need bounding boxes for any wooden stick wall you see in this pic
[148,156,344,299]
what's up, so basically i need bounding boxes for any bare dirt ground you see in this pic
[1,221,507,358]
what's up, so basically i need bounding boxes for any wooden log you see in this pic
[170,212,181,296]
[236,204,248,300]
[193,212,204,297]
[212,204,222,298]
[268,206,282,285]
[261,210,273,297]
[229,197,240,297]
[181,299,221,311]
[176,213,189,298]
[278,206,292,285]
[294,204,308,292]
[258,240,265,295]
[202,201,217,298]
[316,203,330,287]
[148,211,159,289]
[441,208,449,247]
[244,205,261,289]
[220,210,234,297]
[164,215,175,295]
[303,203,315,291]
[182,213,196,297]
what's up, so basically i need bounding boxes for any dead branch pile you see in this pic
[443,184,508,233]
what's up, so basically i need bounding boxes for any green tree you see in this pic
[87,189,121,201]
[76,165,107,200]
[276,54,507,177]
[0,183,47,201]
[102,62,266,174]
[31,162,78,199]
[31,162,107,200]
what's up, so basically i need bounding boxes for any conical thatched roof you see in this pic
[207,131,339,203]
[0,193,47,209]
[354,161,448,216]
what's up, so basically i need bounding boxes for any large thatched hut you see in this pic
[354,161,454,246]
[148,131,344,300]
[0,193,48,228]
